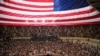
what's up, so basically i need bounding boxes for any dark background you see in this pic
[88,0,100,11]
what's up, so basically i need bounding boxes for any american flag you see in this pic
[0,0,100,26]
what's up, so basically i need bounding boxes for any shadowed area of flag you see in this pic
[0,0,100,26]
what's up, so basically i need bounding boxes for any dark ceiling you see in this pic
[88,0,100,11]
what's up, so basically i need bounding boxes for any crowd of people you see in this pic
[0,24,100,39]
[0,25,100,56]
[0,40,100,56]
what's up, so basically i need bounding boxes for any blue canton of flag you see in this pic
[54,0,89,11]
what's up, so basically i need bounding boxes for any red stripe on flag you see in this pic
[0,18,27,22]
[55,14,100,22]
[0,21,100,26]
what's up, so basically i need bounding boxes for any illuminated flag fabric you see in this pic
[0,0,100,26]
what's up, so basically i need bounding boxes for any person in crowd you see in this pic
[0,39,99,56]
